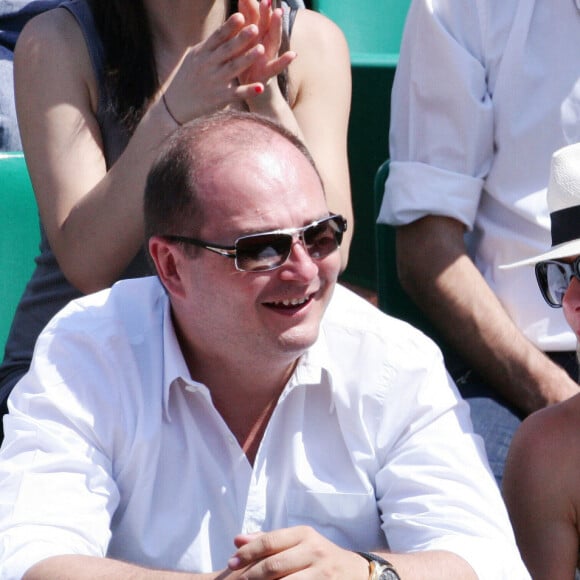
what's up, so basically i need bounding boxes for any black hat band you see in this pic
[551,205,580,246]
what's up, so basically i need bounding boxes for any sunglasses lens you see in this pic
[303,217,344,259]
[537,261,571,307]
[236,233,292,272]
[234,215,345,272]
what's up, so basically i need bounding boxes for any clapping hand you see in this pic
[236,0,297,95]
[162,11,269,123]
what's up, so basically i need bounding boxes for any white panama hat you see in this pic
[502,142,580,269]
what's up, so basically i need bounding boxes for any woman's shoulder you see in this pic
[510,394,580,476]
[16,3,86,57]
[286,9,350,97]
[504,393,580,526]
[16,4,94,91]
[291,8,349,52]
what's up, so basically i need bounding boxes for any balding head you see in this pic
[144,110,323,243]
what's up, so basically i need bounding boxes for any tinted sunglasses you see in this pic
[535,256,580,308]
[163,214,346,272]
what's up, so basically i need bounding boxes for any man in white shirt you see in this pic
[378,0,580,486]
[0,111,529,579]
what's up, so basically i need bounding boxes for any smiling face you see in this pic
[167,133,341,374]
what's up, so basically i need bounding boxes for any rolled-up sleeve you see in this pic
[374,340,530,579]
[379,0,494,228]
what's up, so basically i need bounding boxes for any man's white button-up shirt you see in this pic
[0,279,529,579]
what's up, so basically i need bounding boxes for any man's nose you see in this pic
[278,239,318,280]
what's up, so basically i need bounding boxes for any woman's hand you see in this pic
[236,0,296,91]
[162,12,268,124]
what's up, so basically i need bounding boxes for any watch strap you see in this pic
[356,551,401,580]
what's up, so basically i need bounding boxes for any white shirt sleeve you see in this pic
[378,0,495,228]
[373,335,530,579]
[0,321,121,579]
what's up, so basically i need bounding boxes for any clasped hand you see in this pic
[223,526,369,579]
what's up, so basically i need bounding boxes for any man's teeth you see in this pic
[276,297,308,306]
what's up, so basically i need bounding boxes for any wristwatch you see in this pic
[356,551,401,580]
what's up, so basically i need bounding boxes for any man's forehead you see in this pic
[202,129,309,167]
[193,148,327,236]
[199,143,321,194]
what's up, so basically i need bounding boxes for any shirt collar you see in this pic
[161,302,339,418]
[281,326,338,411]
[161,297,196,422]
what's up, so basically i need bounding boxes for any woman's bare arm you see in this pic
[14,9,267,293]
[23,554,230,580]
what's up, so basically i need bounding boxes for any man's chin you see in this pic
[276,328,320,355]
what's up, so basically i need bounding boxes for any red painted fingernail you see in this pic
[255,85,264,94]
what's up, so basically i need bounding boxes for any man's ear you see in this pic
[148,236,188,299]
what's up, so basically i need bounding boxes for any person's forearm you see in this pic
[23,552,475,580]
[53,99,177,293]
[246,79,302,131]
[372,550,477,580]
[397,216,579,414]
[23,554,226,580]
